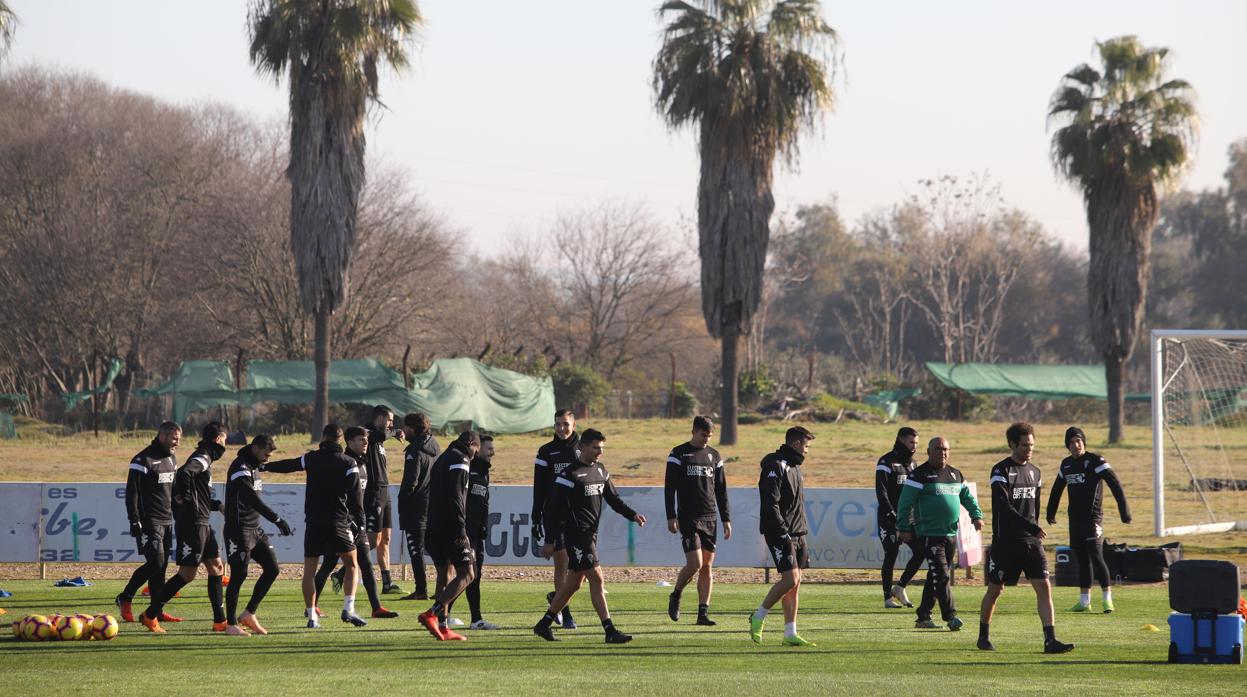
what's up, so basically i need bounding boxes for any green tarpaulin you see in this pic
[925,362,1150,401]
[63,358,125,409]
[136,357,554,433]
[863,387,923,419]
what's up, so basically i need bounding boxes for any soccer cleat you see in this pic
[749,612,765,644]
[224,624,249,637]
[947,617,964,632]
[115,595,135,623]
[139,614,166,634]
[696,614,716,627]
[604,629,633,644]
[561,611,577,630]
[239,613,268,635]
[1102,598,1115,614]
[340,611,368,627]
[914,619,938,629]
[417,610,445,639]
[1044,639,1075,654]
[533,623,559,641]
[977,638,995,651]
[781,634,816,647]
[441,628,467,641]
[399,591,428,601]
[371,607,399,619]
[160,612,182,623]
[1069,602,1090,612]
[330,568,345,594]
[890,584,913,608]
[212,621,229,632]
[447,617,465,627]
[382,582,403,595]
[884,597,904,609]
[306,618,321,629]
[469,619,500,630]
[668,592,681,622]
[314,607,326,618]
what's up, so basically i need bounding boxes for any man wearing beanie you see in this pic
[1045,427,1131,613]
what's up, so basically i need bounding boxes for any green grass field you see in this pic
[1,579,1243,695]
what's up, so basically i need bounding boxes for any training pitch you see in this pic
[0,579,1241,695]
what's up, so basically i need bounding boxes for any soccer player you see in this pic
[397,412,440,601]
[531,428,647,644]
[214,434,298,636]
[117,421,181,625]
[417,431,481,641]
[978,422,1074,653]
[750,426,816,647]
[363,405,402,594]
[140,422,231,633]
[314,427,398,620]
[876,426,925,608]
[1045,426,1132,613]
[276,424,366,629]
[896,437,983,631]
[458,433,498,629]
[664,415,731,626]
[532,408,580,629]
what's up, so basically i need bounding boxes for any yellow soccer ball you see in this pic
[22,615,54,641]
[90,614,119,641]
[54,615,84,641]
[73,614,95,640]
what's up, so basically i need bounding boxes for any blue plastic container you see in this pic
[1167,612,1244,664]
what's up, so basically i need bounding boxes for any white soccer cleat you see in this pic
[890,585,913,608]
[448,617,466,628]
[469,619,500,630]
[884,597,904,609]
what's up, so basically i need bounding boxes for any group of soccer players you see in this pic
[117,407,1129,651]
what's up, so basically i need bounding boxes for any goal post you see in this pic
[1151,329,1247,536]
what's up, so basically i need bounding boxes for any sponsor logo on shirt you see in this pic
[157,472,175,484]
[1012,486,1037,499]
[584,483,605,496]
[1066,473,1086,484]
[470,483,488,496]
[686,465,715,478]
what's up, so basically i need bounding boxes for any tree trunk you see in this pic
[1105,354,1125,444]
[312,302,332,440]
[720,323,740,446]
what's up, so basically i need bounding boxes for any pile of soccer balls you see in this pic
[10,613,119,642]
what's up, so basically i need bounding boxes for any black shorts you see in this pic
[679,517,718,553]
[367,489,393,532]
[1070,522,1104,544]
[224,528,272,566]
[765,533,809,573]
[305,523,356,558]
[175,522,220,566]
[565,532,599,572]
[427,531,475,568]
[547,526,565,552]
[137,522,170,563]
[987,539,1049,585]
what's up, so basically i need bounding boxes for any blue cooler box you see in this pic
[1167,612,1244,664]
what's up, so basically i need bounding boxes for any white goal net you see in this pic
[1152,330,1247,536]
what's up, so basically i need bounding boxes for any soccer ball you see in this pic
[54,615,84,641]
[89,614,119,641]
[73,614,95,640]
[21,614,54,641]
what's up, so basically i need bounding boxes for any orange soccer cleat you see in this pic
[139,614,166,634]
[239,613,268,636]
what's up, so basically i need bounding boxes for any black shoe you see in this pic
[340,611,367,627]
[399,591,428,601]
[667,592,680,622]
[605,629,633,644]
[382,582,403,595]
[1044,639,1075,654]
[696,614,716,626]
[533,623,559,641]
[977,638,995,651]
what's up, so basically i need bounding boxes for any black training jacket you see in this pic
[125,439,178,527]
[173,443,226,526]
[758,444,808,537]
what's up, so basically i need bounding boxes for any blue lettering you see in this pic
[804,500,835,537]
[836,500,867,537]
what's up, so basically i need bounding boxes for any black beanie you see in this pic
[1064,426,1086,447]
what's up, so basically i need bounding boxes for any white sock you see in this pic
[1079,592,1090,606]
[343,595,355,615]
[1102,588,1112,602]
[306,607,316,620]
[754,606,769,620]
[784,622,797,638]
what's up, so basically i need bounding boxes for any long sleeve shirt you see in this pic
[173,444,225,526]
[544,459,636,538]
[895,462,982,538]
[875,449,916,529]
[988,457,1044,542]
[758,444,808,537]
[427,443,472,541]
[125,440,177,527]
[663,442,730,522]
[1046,451,1131,528]
[531,433,579,530]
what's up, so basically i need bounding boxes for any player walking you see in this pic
[397,412,439,601]
[532,429,647,644]
[364,405,402,594]
[531,409,580,629]
[117,421,181,626]
[664,415,731,626]
[896,437,983,631]
[876,426,925,608]
[750,427,817,647]
[1045,426,1131,613]
[978,422,1074,653]
[416,431,482,641]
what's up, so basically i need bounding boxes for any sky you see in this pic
[6,0,1246,253]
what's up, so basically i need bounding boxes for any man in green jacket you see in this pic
[897,437,983,631]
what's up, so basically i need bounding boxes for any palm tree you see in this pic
[0,1,18,63]
[653,0,839,445]
[248,0,420,435]
[1049,36,1197,443]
